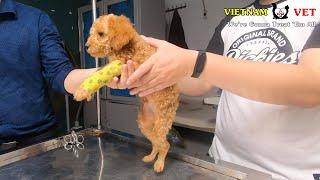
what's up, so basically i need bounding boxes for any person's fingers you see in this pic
[129,76,161,95]
[129,80,151,95]
[141,36,163,48]
[129,87,139,95]
[138,84,166,97]
[107,77,119,89]
[128,78,145,90]
[119,65,128,89]
[129,74,155,94]
[133,62,139,70]
[128,62,142,89]
[128,70,158,89]
[127,60,135,76]
[127,56,155,85]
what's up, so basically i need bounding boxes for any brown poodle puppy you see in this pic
[78,14,179,173]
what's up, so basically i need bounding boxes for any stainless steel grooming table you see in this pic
[0,129,272,180]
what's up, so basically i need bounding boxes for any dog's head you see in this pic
[86,14,135,58]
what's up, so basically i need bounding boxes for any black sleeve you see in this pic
[303,23,320,50]
[206,16,233,55]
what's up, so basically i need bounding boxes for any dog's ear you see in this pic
[107,15,135,51]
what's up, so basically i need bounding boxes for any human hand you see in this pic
[127,36,197,97]
[108,60,138,89]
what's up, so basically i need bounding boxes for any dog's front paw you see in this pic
[74,88,93,101]
[154,160,165,173]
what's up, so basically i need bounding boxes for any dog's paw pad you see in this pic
[154,160,164,173]
[74,88,91,101]
[142,155,155,163]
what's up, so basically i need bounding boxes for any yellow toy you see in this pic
[74,60,123,101]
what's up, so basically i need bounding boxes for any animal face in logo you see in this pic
[272,3,289,19]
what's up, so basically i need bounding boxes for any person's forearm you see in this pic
[194,51,320,106]
[126,37,320,105]
[64,68,97,94]
[177,77,213,96]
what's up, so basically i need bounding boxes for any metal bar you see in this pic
[91,0,101,130]
[92,0,97,21]
[0,129,90,168]
[0,138,62,167]
[165,3,187,13]
[65,95,70,132]
[170,152,247,179]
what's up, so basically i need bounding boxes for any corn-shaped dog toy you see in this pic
[74,60,123,101]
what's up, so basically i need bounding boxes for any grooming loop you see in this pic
[63,130,85,157]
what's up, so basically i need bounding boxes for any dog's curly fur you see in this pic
[81,14,179,172]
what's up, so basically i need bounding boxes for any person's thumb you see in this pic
[141,35,163,48]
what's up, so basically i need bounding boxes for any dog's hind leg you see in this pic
[153,130,170,172]
[138,101,159,163]
[152,105,176,173]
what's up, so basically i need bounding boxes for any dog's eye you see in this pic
[98,32,104,37]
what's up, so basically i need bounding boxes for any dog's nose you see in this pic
[85,43,90,50]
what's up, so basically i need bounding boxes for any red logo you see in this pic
[294,8,316,16]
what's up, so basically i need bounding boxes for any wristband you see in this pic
[191,51,207,78]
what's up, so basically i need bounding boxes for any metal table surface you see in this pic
[0,133,236,180]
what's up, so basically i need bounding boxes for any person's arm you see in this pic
[127,34,320,107]
[64,68,97,94]
[176,16,227,96]
[38,12,99,95]
[199,23,320,106]
[200,48,320,106]
[177,78,212,96]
